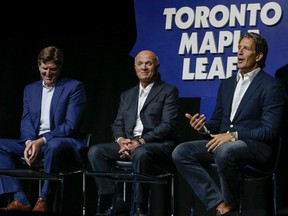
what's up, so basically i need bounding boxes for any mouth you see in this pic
[238,57,245,64]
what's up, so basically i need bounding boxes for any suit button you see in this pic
[230,124,233,128]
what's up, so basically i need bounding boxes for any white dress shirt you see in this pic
[230,68,260,121]
[133,83,154,137]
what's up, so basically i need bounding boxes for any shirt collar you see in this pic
[42,81,55,89]
[236,67,261,82]
[139,82,154,96]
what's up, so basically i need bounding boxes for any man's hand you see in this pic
[118,138,142,158]
[206,133,231,152]
[24,138,45,166]
[126,139,141,153]
[185,113,206,133]
[117,137,132,158]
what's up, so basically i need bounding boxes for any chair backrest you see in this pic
[244,135,282,179]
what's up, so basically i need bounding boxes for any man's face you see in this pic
[39,61,60,86]
[237,37,262,74]
[134,51,158,85]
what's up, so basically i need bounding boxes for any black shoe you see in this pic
[134,207,147,216]
[96,199,129,216]
[115,198,129,214]
[102,206,114,216]
[216,209,239,216]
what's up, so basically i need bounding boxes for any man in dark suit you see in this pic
[172,32,285,216]
[0,46,87,213]
[88,50,179,216]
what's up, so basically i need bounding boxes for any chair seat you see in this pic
[86,171,169,184]
[114,160,133,170]
[87,159,175,216]
[0,169,63,181]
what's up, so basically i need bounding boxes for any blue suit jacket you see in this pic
[112,77,179,143]
[206,70,285,151]
[19,77,87,150]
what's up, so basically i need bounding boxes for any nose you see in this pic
[141,63,148,70]
[238,47,243,55]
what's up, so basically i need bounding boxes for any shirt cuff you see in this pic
[25,140,31,146]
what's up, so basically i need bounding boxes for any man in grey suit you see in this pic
[88,50,180,216]
[172,32,285,216]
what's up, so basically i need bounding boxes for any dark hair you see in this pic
[37,46,63,67]
[239,32,268,68]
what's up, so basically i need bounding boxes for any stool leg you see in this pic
[130,174,137,216]
[59,179,64,213]
[96,195,101,215]
[123,181,127,202]
[82,171,86,216]
[38,179,42,197]
[171,174,174,216]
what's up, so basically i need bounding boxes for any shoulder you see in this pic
[24,80,42,90]
[257,70,280,87]
[55,78,85,91]
[56,77,83,86]
[121,85,138,96]
[155,79,178,92]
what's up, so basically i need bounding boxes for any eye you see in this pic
[136,62,143,67]
[146,61,153,66]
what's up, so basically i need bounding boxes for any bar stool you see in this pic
[86,160,174,216]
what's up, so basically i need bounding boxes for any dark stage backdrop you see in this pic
[0,1,138,142]
[1,1,287,216]
[0,1,200,216]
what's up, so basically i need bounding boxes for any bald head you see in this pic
[135,50,159,66]
[134,50,160,88]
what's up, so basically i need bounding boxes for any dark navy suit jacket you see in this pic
[0,77,87,195]
[206,70,285,158]
[20,77,87,150]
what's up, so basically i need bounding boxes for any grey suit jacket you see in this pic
[112,76,179,143]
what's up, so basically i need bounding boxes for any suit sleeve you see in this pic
[20,86,39,141]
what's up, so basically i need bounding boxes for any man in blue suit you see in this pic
[88,50,180,216]
[172,32,285,216]
[0,46,87,213]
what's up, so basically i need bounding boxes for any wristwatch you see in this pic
[114,137,121,144]
[230,132,236,142]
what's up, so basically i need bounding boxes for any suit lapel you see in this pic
[227,77,237,115]
[50,82,64,128]
[131,86,140,122]
[34,82,43,129]
[233,71,263,121]
[142,82,163,109]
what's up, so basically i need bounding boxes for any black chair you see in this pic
[86,160,175,216]
[239,136,282,216]
[0,133,91,215]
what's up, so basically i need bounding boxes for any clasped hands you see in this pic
[186,113,232,152]
[118,138,141,158]
[24,137,45,166]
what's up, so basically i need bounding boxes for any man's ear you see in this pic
[256,52,263,63]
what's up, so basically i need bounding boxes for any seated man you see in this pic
[88,50,179,216]
[172,32,285,216]
[0,46,87,213]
